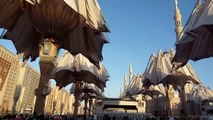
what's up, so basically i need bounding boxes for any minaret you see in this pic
[124,71,127,90]
[120,87,123,98]
[129,61,133,82]
[174,0,183,41]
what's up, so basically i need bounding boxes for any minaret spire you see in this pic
[124,70,127,90]
[129,61,133,83]
[174,0,183,41]
[120,87,123,98]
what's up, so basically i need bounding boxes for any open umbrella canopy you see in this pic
[64,0,110,32]
[125,74,143,96]
[144,49,201,90]
[173,0,213,67]
[51,51,109,90]
[0,0,109,66]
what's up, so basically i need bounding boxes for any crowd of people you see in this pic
[0,114,94,120]
[0,114,213,120]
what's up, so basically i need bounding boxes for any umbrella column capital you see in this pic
[39,38,59,75]
[34,38,60,114]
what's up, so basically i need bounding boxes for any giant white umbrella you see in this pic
[144,49,201,87]
[173,0,213,67]
[0,0,109,66]
[51,51,109,90]
[0,0,110,114]
[144,49,201,116]
[52,51,108,116]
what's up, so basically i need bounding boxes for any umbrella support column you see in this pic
[84,98,88,118]
[34,74,50,114]
[12,99,18,115]
[180,85,186,116]
[73,92,80,116]
[73,82,81,117]
[88,98,92,115]
[154,97,159,116]
[165,85,174,116]
[34,39,58,115]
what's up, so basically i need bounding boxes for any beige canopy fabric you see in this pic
[189,86,212,103]
[63,25,109,68]
[204,87,213,99]
[64,0,109,32]
[0,0,24,30]
[142,85,166,99]
[0,0,109,67]
[25,0,109,32]
[51,51,109,90]
[28,0,85,40]
[144,49,200,90]
[125,74,143,96]
[70,82,102,96]
[143,53,157,85]
[3,9,40,62]
[173,0,213,67]
[82,82,103,95]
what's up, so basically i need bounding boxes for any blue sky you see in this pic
[1,0,213,98]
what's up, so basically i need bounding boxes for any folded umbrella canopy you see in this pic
[0,0,109,66]
[51,51,109,90]
[144,49,201,90]
[143,53,157,87]
[125,74,143,96]
[173,0,213,67]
